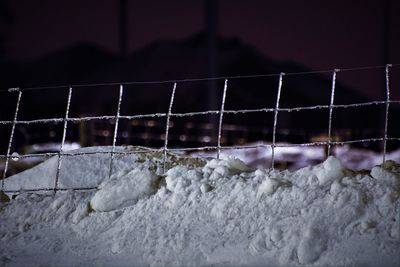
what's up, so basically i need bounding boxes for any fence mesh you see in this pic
[0,64,399,194]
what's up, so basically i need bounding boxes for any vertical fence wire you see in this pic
[271,73,284,169]
[217,79,228,159]
[327,69,339,157]
[163,82,177,173]
[1,89,22,191]
[382,64,392,167]
[54,87,73,192]
[108,84,124,179]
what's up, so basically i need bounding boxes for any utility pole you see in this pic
[119,0,128,58]
[204,0,219,141]
[383,0,391,66]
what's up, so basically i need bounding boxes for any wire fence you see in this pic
[0,64,399,194]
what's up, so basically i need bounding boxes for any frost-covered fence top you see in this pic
[1,64,400,193]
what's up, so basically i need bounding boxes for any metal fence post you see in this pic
[217,79,228,159]
[108,84,124,179]
[382,64,392,167]
[163,82,177,173]
[271,73,284,169]
[1,88,22,194]
[54,87,73,192]
[327,69,339,157]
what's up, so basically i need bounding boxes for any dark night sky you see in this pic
[3,0,400,98]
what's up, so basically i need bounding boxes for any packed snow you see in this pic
[0,146,399,266]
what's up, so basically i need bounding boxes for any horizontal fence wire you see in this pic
[1,64,399,93]
[2,136,400,194]
[1,64,399,194]
[4,187,98,194]
[1,100,400,126]
[1,137,400,161]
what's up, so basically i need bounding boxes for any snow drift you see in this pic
[0,146,399,266]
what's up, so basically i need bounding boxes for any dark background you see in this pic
[1,0,399,98]
[0,0,399,154]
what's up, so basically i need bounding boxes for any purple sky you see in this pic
[5,0,400,98]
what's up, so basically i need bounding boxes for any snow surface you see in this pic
[191,143,400,171]
[0,146,399,266]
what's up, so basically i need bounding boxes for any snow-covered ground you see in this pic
[0,146,399,266]
[191,143,400,171]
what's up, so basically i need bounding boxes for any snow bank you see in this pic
[1,147,399,267]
